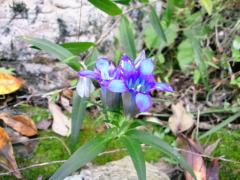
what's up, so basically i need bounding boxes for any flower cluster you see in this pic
[78,52,173,113]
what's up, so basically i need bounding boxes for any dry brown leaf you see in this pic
[177,135,206,180]
[60,96,72,112]
[0,127,21,178]
[61,88,73,99]
[48,101,71,136]
[0,72,23,95]
[168,101,195,135]
[0,113,37,136]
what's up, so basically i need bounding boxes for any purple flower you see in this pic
[108,55,173,112]
[78,58,121,109]
[78,57,119,87]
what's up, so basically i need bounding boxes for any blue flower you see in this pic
[78,58,121,109]
[108,54,173,112]
[78,58,120,87]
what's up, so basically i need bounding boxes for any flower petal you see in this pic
[139,58,154,75]
[134,51,146,68]
[76,77,95,98]
[96,58,109,71]
[96,58,111,80]
[108,80,127,93]
[135,93,152,112]
[154,82,174,92]
[119,55,135,73]
[78,70,96,79]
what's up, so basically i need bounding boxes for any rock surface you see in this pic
[64,156,170,180]
[0,0,114,60]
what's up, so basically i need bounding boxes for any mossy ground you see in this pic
[1,105,240,179]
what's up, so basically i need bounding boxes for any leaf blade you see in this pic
[60,42,95,55]
[149,6,167,43]
[200,0,213,15]
[119,16,137,59]
[127,130,196,179]
[20,36,82,71]
[70,93,87,146]
[121,136,146,180]
[50,134,109,180]
[88,0,122,16]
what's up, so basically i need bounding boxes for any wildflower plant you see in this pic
[22,37,195,180]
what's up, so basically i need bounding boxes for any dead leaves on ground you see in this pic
[48,101,71,136]
[0,113,37,136]
[168,101,220,180]
[0,112,38,178]
[0,72,23,95]
[0,127,21,178]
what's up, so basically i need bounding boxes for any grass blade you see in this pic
[127,130,196,180]
[189,36,209,90]
[149,6,167,43]
[199,112,240,139]
[121,136,146,180]
[119,16,137,59]
[50,134,109,180]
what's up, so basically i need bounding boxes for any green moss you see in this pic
[17,104,51,122]
[203,129,240,179]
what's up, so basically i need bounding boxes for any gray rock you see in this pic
[64,156,170,180]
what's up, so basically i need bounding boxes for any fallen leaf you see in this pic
[168,101,195,135]
[61,88,73,99]
[48,101,71,136]
[177,134,207,180]
[37,119,52,130]
[0,127,21,178]
[0,113,37,136]
[60,96,72,112]
[0,72,23,95]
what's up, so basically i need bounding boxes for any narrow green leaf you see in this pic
[89,0,122,16]
[119,16,137,59]
[190,37,209,90]
[113,0,131,5]
[70,92,87,146]
[50,135,109,180]
[85,48,99,69]
[127,130,196,180]
[121,136,146,180]
[200,112,240,139]
[149,6,167,43]
[60,42,95,55]
[164,0,175,26]
[20,36,82,71]
[200,0,213,15]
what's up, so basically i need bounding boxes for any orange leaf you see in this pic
[0,127,21,178]
[0,72,23,95]
[0,113,37,136]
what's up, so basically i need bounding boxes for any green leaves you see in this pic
[70,93,87,146]
[89,0,122,16]
[190,36,209,90]
[21,36,82,71]
[60,42,95,55]
[50,134,109,180]
[149,6,167,43]
[127,130,196,179]
[121,136,146,180]
[200,0,213,15]
[119,16,137,59]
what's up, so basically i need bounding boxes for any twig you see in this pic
[0,160,66,176]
